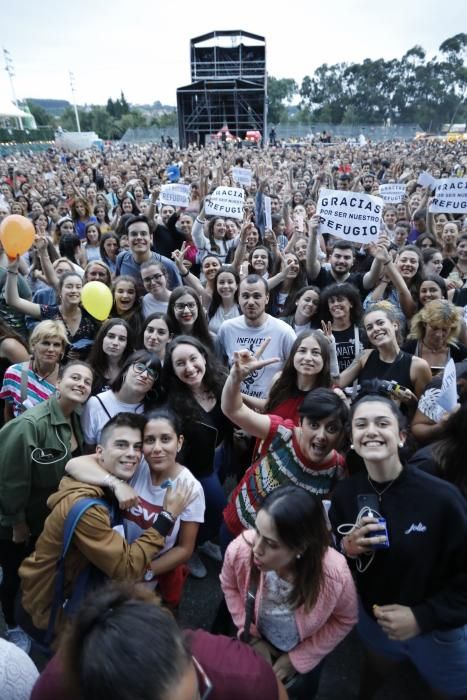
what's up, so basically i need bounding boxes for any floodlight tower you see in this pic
[3,48,23,130]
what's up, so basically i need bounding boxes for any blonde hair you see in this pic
[29,320,69,351]
[409,299,461,346]
[363,301,403,344]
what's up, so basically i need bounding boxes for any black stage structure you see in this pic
[176,30,267,148]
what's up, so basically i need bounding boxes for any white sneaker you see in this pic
[7,626,31,654]
[198,541,222,562]
[187,552,207,579]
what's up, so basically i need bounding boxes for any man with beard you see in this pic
[216,275,295,399]
[306,215,389,299]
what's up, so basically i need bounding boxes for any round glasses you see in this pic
[132,362,158,381]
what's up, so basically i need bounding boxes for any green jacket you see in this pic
[0,396,84,538]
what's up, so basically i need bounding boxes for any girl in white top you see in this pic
[192,204,236,264]
[208,268,241,334]
[81,350,161,450]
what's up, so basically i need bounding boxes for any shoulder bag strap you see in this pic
[20,361,30,404]
[95,394,112,419]
[240,556,260,643]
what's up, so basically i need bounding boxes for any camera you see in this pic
[379,380,405,398]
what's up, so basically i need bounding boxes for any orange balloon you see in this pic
[0,215,35,257]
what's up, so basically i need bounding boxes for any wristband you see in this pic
[153,512,174,536]
[7,270,18,275]
[382,261,390,266]
[180,270,189,278]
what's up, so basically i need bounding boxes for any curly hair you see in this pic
[408,299,461,346]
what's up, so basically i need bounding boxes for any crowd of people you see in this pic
[0,134,466,700]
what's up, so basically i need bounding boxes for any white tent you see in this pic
[0,100,28,119]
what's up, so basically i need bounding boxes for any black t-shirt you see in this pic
[333,325,360,372]
[313,267,366,298]
[152,222,185,259]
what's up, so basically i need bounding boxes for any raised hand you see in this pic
[163,479,195,518]
[231,337,280,382]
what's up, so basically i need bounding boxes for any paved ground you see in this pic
[178,554,430,700]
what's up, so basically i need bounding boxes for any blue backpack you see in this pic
[45,497,122,645]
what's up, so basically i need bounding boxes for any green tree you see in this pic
[267,77,298,124]
[26,100,54,126]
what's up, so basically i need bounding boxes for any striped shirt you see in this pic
[224,416,346,536]
[0,362,57,417]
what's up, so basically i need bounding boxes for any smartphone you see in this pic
[357,493,380,516]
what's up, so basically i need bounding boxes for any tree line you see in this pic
[267,33,466,129]
[26,91,177,140]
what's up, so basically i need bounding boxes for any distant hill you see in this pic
[26,98,71,116]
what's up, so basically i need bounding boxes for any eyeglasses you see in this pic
[174,302,197,311]
[142,273,165,284]
[132,362,158,381]
[192,656,212,700]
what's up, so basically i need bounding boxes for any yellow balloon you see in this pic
[81,281,113,321]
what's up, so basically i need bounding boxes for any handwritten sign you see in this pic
[418,171,437,190]
[317,188,383,244]
[429,178,467,213]
[264,195,272,230]
[437,359,457,412]
[205,187,245,220]
[379,183,406,204]
[159,184,191,208]
[232,167,252,187]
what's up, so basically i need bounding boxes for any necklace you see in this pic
[367,474,397,502]
[422,340,445,354]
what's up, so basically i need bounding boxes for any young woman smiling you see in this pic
[282,286,321,334]
[141,313,172,363]
[162,336,231,577]
[87,318,134,395]
[339,304,431,403]
[207,268,241,333]
[81,350,161,451]
[111,275,144,341]
[330,392,467,700]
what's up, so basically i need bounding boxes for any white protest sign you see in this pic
[205,187,245,220]
[159,184,191,208]
[437,359,457,412]
[232,167,252,187]
[429,178,467,213]
[378,183,406,204]
[264,195,272,231]
[317,188,383,244]
[418,171,437,189]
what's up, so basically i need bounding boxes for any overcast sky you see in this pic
[1,0,465,108]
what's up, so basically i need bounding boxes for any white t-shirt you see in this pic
[125,461,205,580]
[208,304,241,334]
[216,315,296,398]
[142,294,169,318]
[81,390,145,445]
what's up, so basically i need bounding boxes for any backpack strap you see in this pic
[45,497,110,644]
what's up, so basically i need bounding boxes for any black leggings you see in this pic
[0,537,36,627]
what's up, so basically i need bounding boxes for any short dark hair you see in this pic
[331,239,355,254]
[299,387,349,427]
[99,412,146,447]
[239,273,269,294]
[126,214,150,233]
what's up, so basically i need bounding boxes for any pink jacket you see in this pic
[220,532,358,674]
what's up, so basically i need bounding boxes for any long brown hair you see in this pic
[265,330,331,412]
[258,485,329,611]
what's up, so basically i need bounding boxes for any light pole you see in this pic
[3,48,23,130]
[69,71,81,132]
